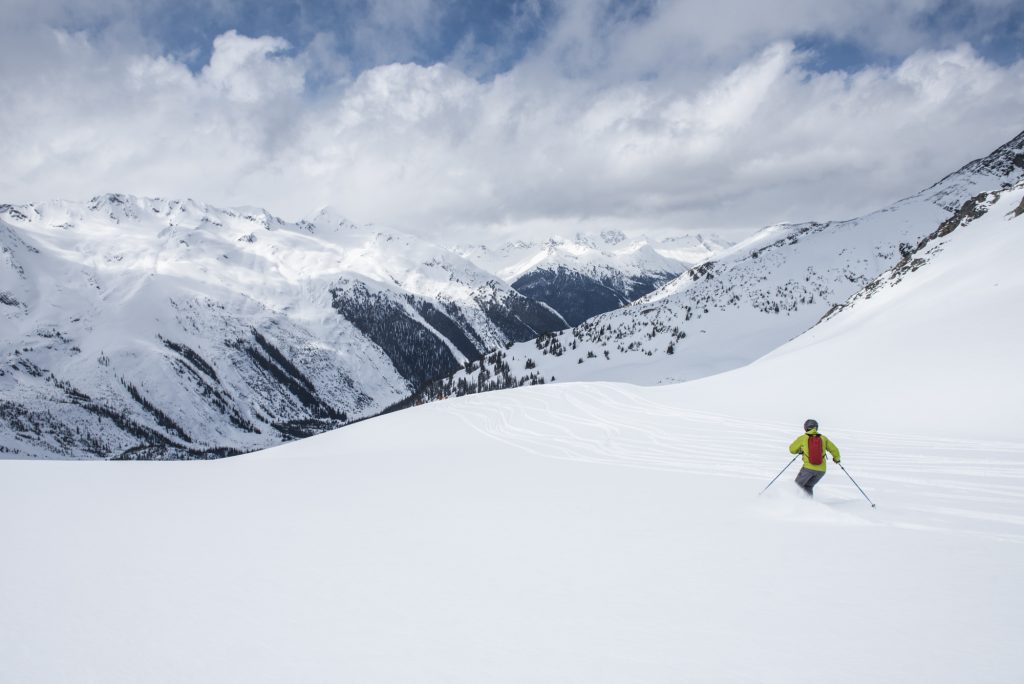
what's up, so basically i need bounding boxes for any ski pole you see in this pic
[759,455,799,495]
[838,462,876,508]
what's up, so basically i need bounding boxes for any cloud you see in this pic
[200,31,301,103]
[0,5,1023,242]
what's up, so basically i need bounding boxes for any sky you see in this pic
[1,0,1023,241]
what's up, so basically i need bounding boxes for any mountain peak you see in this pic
[309,205,359,231]
[86,192,145,221]
[600,229,627,245]
[87,192,134,206]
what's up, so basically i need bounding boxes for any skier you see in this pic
[789,419,840,497]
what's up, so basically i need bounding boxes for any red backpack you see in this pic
[807,435,824,466]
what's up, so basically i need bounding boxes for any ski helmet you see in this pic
[804,419,818,432]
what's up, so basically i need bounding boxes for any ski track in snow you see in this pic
[450,384,1024,542]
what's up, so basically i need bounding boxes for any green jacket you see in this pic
[789,429,840,472]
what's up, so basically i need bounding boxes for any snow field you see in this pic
[1,382,1022,683]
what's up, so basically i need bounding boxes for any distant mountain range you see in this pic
[0,196,727,458]
[454,231,730,326]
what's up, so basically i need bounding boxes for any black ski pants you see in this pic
[795,467,825,497]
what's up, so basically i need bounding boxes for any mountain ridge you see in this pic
[407,128,1024,402]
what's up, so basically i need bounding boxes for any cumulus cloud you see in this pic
[0,3,1023,241]
[200,31,301,102]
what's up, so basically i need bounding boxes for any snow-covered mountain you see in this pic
[0,196,566,458]
[3,128,1019,460]
[452,231,731,326]
[416,129,1024,400]
[3,173,1021,682]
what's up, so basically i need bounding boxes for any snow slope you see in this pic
[661,180,1024,439]
[0,178,1021,683]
